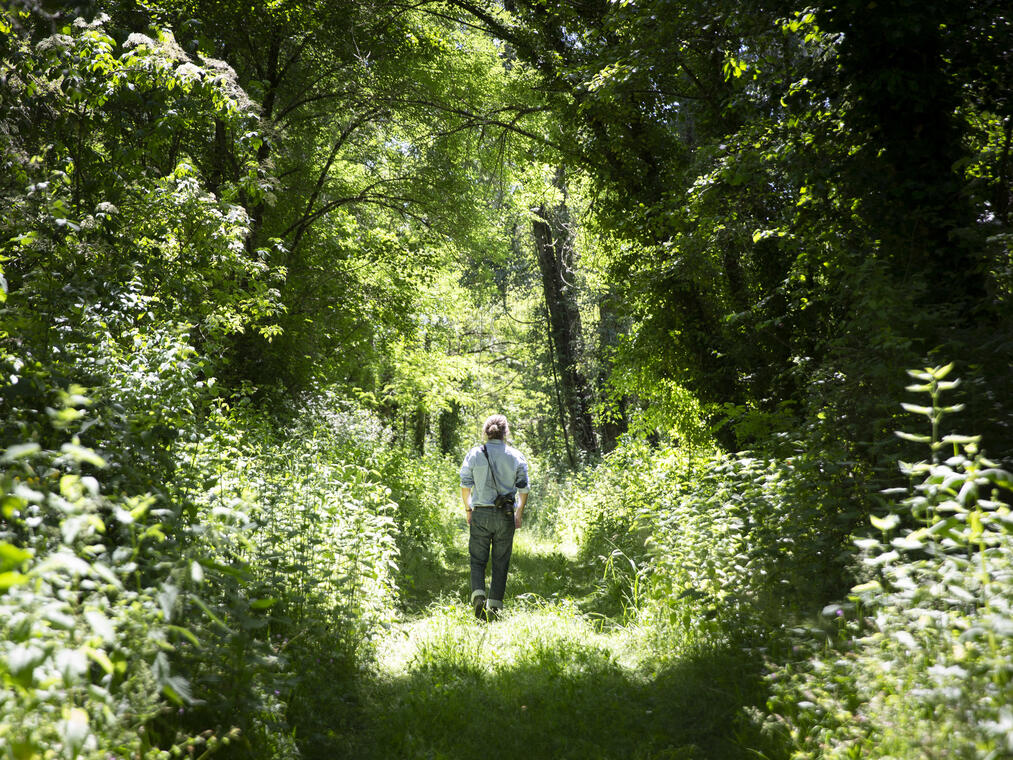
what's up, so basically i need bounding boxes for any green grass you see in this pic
[353,606,761,759]
[325,523,768,760]
[397,515,601,613]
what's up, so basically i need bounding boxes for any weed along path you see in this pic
[344,521,762,760]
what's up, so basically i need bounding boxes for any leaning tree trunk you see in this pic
[532,182,598,458]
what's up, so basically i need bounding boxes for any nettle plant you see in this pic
[164,397,403,757]
[0,391,212,760]
[764,365,1013,759]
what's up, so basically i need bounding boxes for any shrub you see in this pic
[0,394,203,760]
[168,392,423,759]
[566,432,858,641]
[643,443,858,650]
[763,365,1013,758]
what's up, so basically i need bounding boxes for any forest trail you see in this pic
[345,520,758,760]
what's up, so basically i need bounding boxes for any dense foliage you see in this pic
[2,0,1012,758]
[452,0,1013,463]
[766,367,1013,757]
[1,412,181,759]
[567,368,1013,758]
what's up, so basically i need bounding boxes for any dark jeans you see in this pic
[469,506,515,605]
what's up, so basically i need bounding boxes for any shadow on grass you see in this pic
[346,638,766,760]
[506,539,601,604]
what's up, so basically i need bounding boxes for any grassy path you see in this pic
[341,521,764,760]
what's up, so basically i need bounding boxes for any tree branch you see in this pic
[287,114,380,251]
[391,98,564,152]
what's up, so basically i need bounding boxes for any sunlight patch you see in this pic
[372,598,647,678]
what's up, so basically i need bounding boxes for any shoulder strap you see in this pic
[481,444,503,496]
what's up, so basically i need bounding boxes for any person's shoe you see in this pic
[473,593,487,621]
[485,606,500,622]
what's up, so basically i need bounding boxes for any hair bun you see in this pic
[483,414,509,440]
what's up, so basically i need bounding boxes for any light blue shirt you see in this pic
[459,439,530,506]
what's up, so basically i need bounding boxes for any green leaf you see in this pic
[0,571,29,591]
[2,443,41,463]
[0,543,32,572]
[1,495,25,519]
[190,594,233,633]
[166,624,201,648]
[61,708,89,755]
[941,434,980,445]
[931,363,955,380]
[900,403,933,416]
[140,524,166,542]
[850,580,882,595]
[250,597,279,610]
[926,516,966,543]
[84,609,115,643]
[981,469,1013,490]
[84,647,114,675]
[957,479,978,507]
[891,536,924,551]
[59,443,106,468]
[129,498,154,520]
[870,513,900,531]
[894,431,930,443]
[161,675,194,705]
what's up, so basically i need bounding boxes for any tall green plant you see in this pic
[764,365,1013,758]
[167,393,421,759]
[0,392,214,760]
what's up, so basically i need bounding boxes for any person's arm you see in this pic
[514,491,528,529]
[514,454,530,529]
[460,449,476,525]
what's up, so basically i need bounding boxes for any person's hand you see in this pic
[514,512,522,530]
[466,508,472,525]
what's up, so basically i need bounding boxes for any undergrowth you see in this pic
[5,353,1009,760]
[0,394,195,760]
[552,365,1013,758]
[167,391,450,758]
[761,365,1013,758]
[0,382,446,760]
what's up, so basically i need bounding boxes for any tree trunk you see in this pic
[438,400,462,455]
[596,289,628,453]
[532,175,598,457]
[544,303,576,468]
[411,407,428,456]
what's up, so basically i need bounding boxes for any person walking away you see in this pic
[459,414,530,620]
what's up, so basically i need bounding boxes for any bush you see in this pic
[563,439,676,622]
[0,394,201,760]
[168,391,448,759]
[763,365,1013,758]
[565,432,858,642]
[643,444,858,650]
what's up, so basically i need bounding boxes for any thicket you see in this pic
[0,383,448,759]
[565,366,1013,758]
[764,367,1013,758]
[1,403,183,759]
[0,9,450,758]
